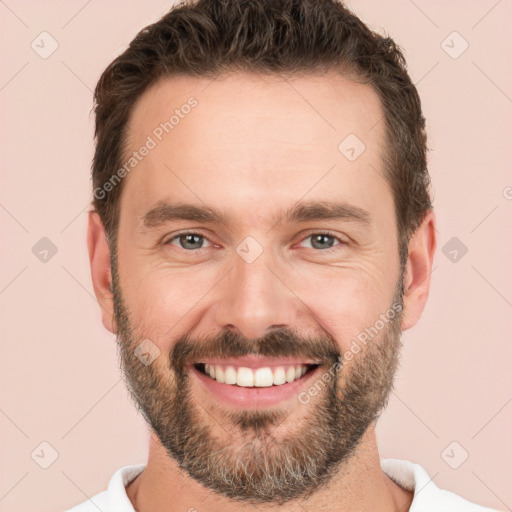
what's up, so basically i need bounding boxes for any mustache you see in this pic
[170,327,342,369]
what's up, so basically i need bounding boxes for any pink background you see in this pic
[1,1,511,510]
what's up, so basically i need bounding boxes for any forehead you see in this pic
[120,71,391,230]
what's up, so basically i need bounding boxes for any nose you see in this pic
[213,246,299,340]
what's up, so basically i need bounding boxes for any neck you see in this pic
[126,425,413,512]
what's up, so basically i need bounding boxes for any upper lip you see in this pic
[191,355,322,367]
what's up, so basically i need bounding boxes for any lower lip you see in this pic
[189,364,321,408]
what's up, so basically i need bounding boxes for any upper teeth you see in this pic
[204,363,309,387]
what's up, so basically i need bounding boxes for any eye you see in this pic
[163,230,346,253]
[165,231,212,251]
[298,232,346,252]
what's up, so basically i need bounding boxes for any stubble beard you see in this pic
[111,250,405,505]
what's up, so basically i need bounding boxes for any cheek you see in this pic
[120,263,226,348]
[118,270,189,341]
[293,265,395,354]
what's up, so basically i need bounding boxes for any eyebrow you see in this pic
[140,200,371,230]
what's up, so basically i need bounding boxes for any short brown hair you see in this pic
[91,0,433,268]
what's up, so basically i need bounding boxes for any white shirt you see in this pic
[64,458,498,511]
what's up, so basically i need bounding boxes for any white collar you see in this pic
[80,458,496,512]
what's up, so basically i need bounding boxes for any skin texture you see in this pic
[88,71,436,511]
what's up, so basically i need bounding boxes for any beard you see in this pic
[110,250,405,506]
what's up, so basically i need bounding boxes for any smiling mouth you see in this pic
[193,362,321,388]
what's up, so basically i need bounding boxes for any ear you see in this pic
[87,210,115,334]
[401,209,437,331]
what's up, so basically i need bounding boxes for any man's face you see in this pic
[111,72,405,504]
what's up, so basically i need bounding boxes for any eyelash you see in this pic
[164,230,346,254]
